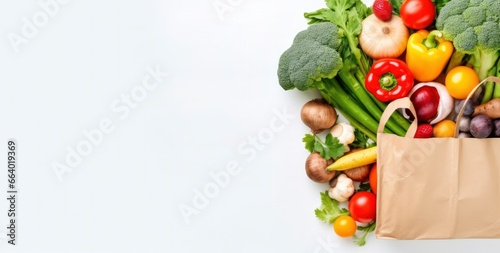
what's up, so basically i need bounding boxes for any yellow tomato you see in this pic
[433,120,456,138]
[445,66,479,99]
[333,215,357,238]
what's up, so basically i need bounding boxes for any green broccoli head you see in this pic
[278,22,343,91]
[436,0,500,79]
[436,0,500,52]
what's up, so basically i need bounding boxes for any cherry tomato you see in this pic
[400,0,436,30]
[369,163,377,195]
[348,191,376,223]
[445,66,480,99]
[333,215,357,238]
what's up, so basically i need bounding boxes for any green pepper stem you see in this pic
[379,73,397,91]
[422,30,443,49]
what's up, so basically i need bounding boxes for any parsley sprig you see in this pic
[302,133,347,160]
[314,191,349,224]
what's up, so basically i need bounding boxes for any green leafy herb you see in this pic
[302,133,347,160]
[357,182,371,192]
[388,0,403,15]
[350,128,376,149]
[432,0,452,16]
[351,128,369,148]
[315,191,350,224]
[354,222,376,246]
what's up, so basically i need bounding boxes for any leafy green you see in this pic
[304,0,372,75]
[350,128,369,149]
[302,133,347,160]
[354,222,376,246]
[388,0,403,15]
[433,0,452,16]
[314,191,350,224]
[357,182,372,192]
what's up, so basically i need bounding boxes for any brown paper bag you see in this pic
[375,77,500,240]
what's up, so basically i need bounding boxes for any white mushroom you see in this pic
[328,174,355,202]
[330,122,355,151]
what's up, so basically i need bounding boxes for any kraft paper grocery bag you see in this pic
[375,77,500,239]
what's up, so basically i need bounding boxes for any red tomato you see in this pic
[400,0,436,30]
[348,191,376,223]
[369,163,377,195]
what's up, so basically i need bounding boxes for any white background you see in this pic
[0,0,499,252]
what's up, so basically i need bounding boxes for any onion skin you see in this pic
[359,14,409,59]
[305,152,335,183]
[301,98,337,134]
[407,82,454,125]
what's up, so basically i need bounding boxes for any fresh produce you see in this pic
[329,174,355,202]
[348,191,377,223]
[342,149,372,181]
[470,115,493,138]
[472,98,500,119]
[359,14,409,59]
[445,66,480,99]
[372,0,393,21]
[315,191,350,224]
[407,82,454,124]
[414,123,434,138]
[436,0,500,103]
[277,0,500,247]
[433,119,456,138]
[278,22,406,140]
[458,116,471,132]
[368,164,377,195]
[303,133,347,161]
[365,59,414,102]
[406,30,454,82]
[330,122,355,151]
[327,146,377,171]
[400,0,436,30]
[455,99,475,116]
[333,215,357,238]
[305,152,335,183]
[493,119,500,136]
[301,98,338,134]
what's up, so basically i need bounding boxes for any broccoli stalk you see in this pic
[436,0,500,102]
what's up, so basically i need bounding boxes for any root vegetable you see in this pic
[305,152,335,183]
[301,98,338,134]
[472,98,500,119]
[406,82,454,124]
[359,14,409,59]
[470,115,493,138]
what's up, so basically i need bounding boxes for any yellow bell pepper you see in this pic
[405,30,454,82]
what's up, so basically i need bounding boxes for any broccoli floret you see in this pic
[278,22,343,91]
[436,0,500,80]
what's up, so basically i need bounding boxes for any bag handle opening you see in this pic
[454,76,500,137]
[378,97,418,138]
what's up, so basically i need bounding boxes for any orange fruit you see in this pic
[445,66,479,99]
[433,120,456,138]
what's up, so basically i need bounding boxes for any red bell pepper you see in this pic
[365,59,414,102]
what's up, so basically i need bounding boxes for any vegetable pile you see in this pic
[277,0,500,246]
